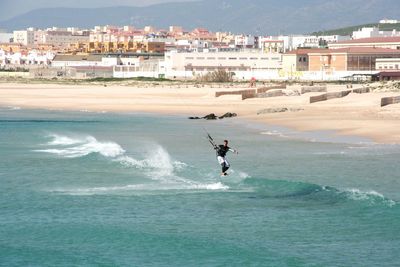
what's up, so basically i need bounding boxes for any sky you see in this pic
[0,0,196,20]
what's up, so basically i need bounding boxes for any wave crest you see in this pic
[36,134,125,158]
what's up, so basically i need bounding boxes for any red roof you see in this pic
[336,37,400,44]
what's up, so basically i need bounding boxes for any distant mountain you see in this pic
[1,0,400,34]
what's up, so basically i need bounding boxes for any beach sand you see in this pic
[0,82,399,143]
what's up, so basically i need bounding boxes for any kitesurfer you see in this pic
[215,140,238,176]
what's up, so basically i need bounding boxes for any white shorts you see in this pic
[217,156,230,167]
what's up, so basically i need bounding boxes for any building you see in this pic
[234,35,255,48]
[380,19,399,24]
[13,30,35,46]
[164,51,282,80]
[0,33,13,43]
[43,31,90,48]
[73,41,165,54]
[169,26,183,34]
[329,37,400,50]
[52,54,104,67]
[352,27,400,39]
[282,47,400,75]
[376,58,400,70]
[259,39,285,53]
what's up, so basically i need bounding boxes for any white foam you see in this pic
[46,134,86,146]
[37,134,229,195]
[260,131,289,138]
[5,106,21,110]
[50,181,229,196]
[344,188,396,207]
[38,134,190,180]
[188,182,229,191]
[36,134,125,158]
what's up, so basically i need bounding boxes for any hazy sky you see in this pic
[0,0,196,20]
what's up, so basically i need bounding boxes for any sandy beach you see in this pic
[0,82,399,143]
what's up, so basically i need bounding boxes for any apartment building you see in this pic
[329,37,400,50]
[163,51,282,79]
[13,30,35,46]
[283,47,400,73]
[352,27,400,39]
[43,31,89,48]
[0,33,13,43]
[74,41,165,54]
[376,58,400,70]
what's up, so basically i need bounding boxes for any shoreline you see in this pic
[0,82,399,144]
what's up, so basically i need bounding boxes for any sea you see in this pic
[0,107,399,267]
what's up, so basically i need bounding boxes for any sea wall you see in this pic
[216,85,286,100]
[257,85,286,94]
[256,90,285,98]
[352,87,371,94]
[381,96,400,107]
[301,86,327,94]
[215,89,256,98]
[310,90,352,104]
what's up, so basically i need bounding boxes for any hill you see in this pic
[1,0,400,34]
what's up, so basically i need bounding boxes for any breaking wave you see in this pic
[37,133,230,194]
[49,182,229,196]
[36,134,125,158]
[242,178,397,207]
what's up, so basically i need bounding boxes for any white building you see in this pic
[43,31,89,47]
[259,38,285,53]
[0,33,13,43]
[52,55,106,67]
[376,58,400,70]
[259,35,348,52]
[380,19,399,24]
[234,35,255,48]
[0,49,6,65]
[169,26,183,34]
[352,27,400,39]
[163,51,282,80]
[13,30,35,45]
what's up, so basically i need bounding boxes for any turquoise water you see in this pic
[1,107,400,266]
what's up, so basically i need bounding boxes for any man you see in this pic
[215,140,238,176]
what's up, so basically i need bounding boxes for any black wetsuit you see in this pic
[217,145,230,157]
[216,145,231,173]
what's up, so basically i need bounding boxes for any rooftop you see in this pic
[336,37,400,44]
[53,54,103,62]
[286,47,400,55]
